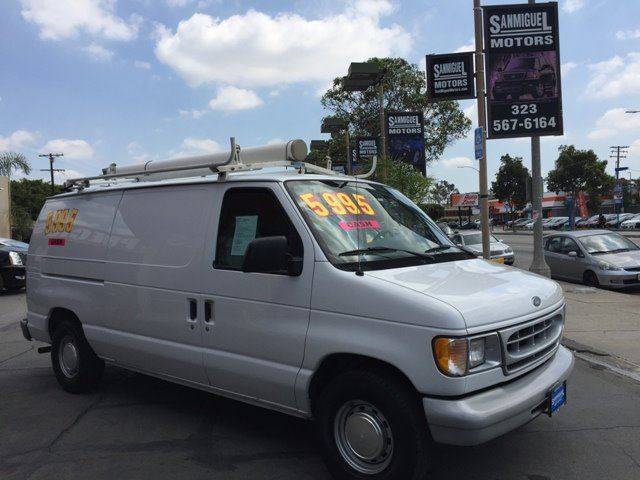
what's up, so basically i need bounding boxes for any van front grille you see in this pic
[499,308,564,374]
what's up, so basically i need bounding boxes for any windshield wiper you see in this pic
[424,245,454,254]
[339,246,434,260]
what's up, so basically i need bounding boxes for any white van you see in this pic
[22,140,573,480]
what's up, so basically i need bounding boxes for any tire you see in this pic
[315,369,433,480]
[51,319,104,393]
[583,270,600,288]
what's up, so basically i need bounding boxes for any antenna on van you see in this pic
[354,158,368,277]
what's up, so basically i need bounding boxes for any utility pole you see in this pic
[377,80,387,182]
[527,0,550,277]
[473,0,490,259]
[610,145,629,225]
[38,153,64,195]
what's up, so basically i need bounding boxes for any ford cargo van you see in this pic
[22,140,573,480]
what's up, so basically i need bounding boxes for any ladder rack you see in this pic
[63,138,377,191]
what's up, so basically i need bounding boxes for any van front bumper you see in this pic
[423,345,574,446]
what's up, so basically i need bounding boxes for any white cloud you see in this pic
[629,139,640,165]
[208,86,263,111]
[154,1,412,88]
[82,43,114,62]
[616,29,640,40]
[585,52,640,99]
[454,38,474,53]
[0,130,38,151]
[134,60,151,69]
[441,156,473,169]
[166,0,192,6]
[562,0,584,13]
[54,168,85,182]
[173,137,222,157]
[20,0,140,41]
[588,108,640,140]
[561,61,577,76]
[40,139,94,160]
[178,108,207,119]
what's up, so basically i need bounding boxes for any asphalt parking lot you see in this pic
[2,291,640,480]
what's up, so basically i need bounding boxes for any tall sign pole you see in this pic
[527,0,550,277]
[473,0,490,259]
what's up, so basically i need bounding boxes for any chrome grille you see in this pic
[499,308,564,374]
[490,249,503,256]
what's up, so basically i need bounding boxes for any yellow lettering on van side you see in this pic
[45,208,79,235]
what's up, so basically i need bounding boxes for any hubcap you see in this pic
[59,336,79,378]
[334,400,393,475]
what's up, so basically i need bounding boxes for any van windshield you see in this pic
[285,180,473,271]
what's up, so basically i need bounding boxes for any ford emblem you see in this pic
[532,296,541,307]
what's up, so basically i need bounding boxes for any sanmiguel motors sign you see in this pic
[426,52,475,101]
[483,2,563,139]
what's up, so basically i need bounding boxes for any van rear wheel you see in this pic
[315,369,433,480]
[51,319,104,393]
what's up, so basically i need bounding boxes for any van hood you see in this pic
[366,259,563,330]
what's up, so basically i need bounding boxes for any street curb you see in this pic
[496,230,640,239]
[562,339,640,383]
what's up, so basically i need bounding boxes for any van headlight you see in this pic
[433,334,500,377]
[9,251,23,266]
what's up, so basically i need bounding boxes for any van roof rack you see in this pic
[63,138,377,191]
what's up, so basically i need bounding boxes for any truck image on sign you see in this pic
[491,54,556,101]
[21,140,574,480]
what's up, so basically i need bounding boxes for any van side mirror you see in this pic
[242,236,302,276]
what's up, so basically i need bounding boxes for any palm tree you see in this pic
[0,152,31,178]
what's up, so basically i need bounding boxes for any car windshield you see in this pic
[285,180,472,271]
[461,233,499,244]
[0,238,28,248]
[579,233,639,254]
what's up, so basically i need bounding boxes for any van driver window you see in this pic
[214,188,303,271]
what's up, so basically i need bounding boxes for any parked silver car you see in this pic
[452,231,514,265]
[544,230,640,288]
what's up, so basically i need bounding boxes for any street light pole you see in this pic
[527,0,550,277]
[473,0,490,260]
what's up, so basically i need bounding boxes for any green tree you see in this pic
[320,57,471,165]
[10,179,63,221]
[0,152,31,178]
[384,158,434,205]
[546,145,615,215]
[430,179,458,205]
[491,154,530,230]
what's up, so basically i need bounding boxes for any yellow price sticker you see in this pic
[45,208,78,235]
[299,192,375,217]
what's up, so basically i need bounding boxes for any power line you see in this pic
[38,152,64,194]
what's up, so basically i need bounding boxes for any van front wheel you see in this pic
[51,320,104,393]
[315,369,433,480]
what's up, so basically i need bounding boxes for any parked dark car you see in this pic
[0,238,28,291]
[492,55,556,101]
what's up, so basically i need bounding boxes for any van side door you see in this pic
[199,184,314,412]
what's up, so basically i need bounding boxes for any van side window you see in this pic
[214,188,303,271]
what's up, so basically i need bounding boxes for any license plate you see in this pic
[492,257,505,264]
[548,382,566,415]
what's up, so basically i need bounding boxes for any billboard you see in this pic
[451,193,479,207]
[483,2,563,139]
[385,111,426,174]
[426,52,475,101]
[355,136,378,160]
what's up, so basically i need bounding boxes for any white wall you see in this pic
[0,176,9,237]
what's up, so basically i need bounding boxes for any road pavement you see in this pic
[2,292,640,480]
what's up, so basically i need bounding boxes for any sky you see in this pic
[1,0,639,193]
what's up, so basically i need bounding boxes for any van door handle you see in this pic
[187,299,197,328]
[204,300,214,325]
